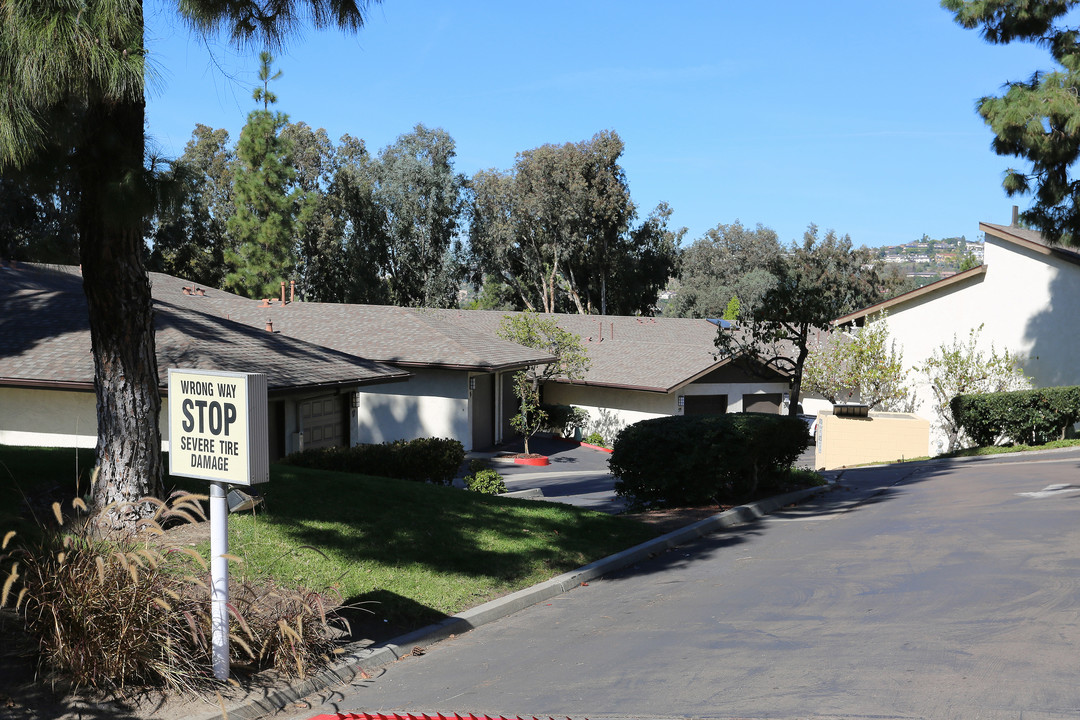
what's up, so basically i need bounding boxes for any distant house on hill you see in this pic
[835,219,1080,453]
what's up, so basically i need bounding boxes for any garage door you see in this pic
[743,393,782,414]
[300,395,346,450]
[684,394,728,416]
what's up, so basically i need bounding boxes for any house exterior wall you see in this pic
[543,383,674,442]
[353,367,472,450]
[864,232,1080,454]
[0,387,100,448]
[543,375,791,443]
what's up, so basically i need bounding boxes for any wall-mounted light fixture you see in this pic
[469,377,477,390]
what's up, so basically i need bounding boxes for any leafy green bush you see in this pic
[610,413,808,509]
[463,468,507,495]
[282,437,465,485]
[583,431,607,448]
[951,386,1080,447]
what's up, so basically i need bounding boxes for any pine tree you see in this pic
[0,1,378,533]
[225,52,301,298]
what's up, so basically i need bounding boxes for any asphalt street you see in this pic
[270,448,1080,720]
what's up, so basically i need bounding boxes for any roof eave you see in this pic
[833,264,988,326]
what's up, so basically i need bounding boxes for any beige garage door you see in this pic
[301,394,346,450]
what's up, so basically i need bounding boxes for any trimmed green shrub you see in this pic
[951,386,1080,447]
[463,468,507,495]
[610,413,808,509]
[282,437,465,485]
[583,431,607,448]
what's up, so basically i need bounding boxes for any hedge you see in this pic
[281,437,465,485]
[951,386,1080,447]
[610,413,808,509]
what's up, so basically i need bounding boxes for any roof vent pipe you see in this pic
[1012,205,1020,226]
[280,281,286,306]
[266,319,273,332]
[290,280,295,303]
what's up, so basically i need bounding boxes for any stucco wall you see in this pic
[544,377,791,444]
[543,383,673,442]
[0,387,98,448]
[867,232,1080,454]
[0,387,170,449]
[353,368,471,449]
[815,411,930,470]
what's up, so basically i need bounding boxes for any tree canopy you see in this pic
[716,225,888,416]
[664,220,782,319]
[469,130,680,315]
[225,52,302,298]
[944,0,1080,244]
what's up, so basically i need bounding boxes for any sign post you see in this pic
[167,369,269,681]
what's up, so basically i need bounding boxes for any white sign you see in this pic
[168,369,269,486]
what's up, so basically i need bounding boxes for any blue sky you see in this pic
[144,1,1053,248]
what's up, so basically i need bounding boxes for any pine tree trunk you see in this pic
[79,87,164,533]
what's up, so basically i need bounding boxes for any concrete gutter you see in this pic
[192,484,828,720]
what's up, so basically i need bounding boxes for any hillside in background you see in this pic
[873,234,981,288]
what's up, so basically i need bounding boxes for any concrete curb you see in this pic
[192,484,827,720]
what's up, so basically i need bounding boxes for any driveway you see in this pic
[274,448,1080,720]
[470,436,626,512]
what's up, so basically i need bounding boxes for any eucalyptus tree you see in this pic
[372,124,467,308]
[149,124,235,287]
[0,0,380,532]
[469,130,677,314]
[664,220,782,319]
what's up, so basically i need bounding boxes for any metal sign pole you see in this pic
[209,481,230,680]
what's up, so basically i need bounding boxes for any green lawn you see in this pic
[216,463,660,628]
[1,447,661,631]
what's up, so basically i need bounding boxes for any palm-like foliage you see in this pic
[0,0,378,532]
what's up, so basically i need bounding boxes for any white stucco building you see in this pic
[834,220,1080,454]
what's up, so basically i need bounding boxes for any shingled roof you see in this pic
[424,309,744,393]
[150,272,749,392]
[0,264,409,393]
[153,272,555,371]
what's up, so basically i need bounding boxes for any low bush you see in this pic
[463,468,507,495]
[610,413,808,509]
[282,437,465,485]
[951,385,1080,447]
[582,430,607,448]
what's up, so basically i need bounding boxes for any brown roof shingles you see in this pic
[153,273,555,371]
[0,265,408,392]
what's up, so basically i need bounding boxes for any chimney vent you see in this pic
[280,281,287,306]
[290,280,296,303]
[1012,205,1020,226]
[266,319,273,332]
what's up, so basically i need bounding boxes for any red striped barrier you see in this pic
[309,715,584,720]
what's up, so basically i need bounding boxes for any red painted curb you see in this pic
[513,456,550,466]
